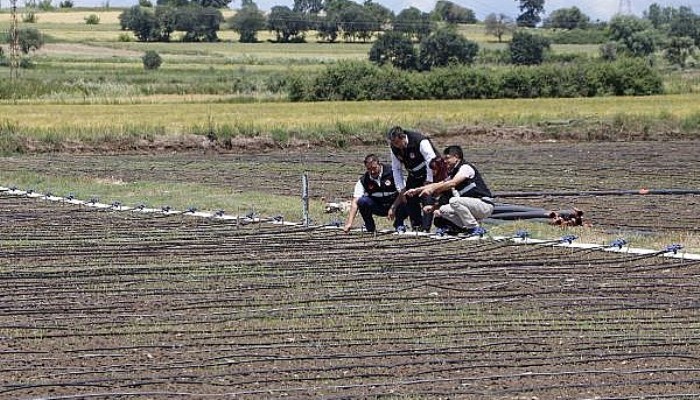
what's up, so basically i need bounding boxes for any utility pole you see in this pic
[10,0,20,80]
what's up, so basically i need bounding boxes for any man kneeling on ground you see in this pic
[406,145,494,235]
[343,154,409,233]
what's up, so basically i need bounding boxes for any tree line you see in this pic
[114,0,700,69]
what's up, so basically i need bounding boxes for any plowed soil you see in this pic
[1,139,699,399]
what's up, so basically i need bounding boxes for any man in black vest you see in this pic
[386,126,438,232]
[343,154,409,233]
[406,145,494,235]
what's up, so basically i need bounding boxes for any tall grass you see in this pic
[0,95,698,154]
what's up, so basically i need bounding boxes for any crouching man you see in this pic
[406,145,494,235]
[343,154,409,233]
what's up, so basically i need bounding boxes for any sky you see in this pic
[66,0,700,22]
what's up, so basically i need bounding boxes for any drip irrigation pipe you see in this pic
[494,188,700,198]
[2,186,699,262]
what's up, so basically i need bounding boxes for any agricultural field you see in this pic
[1,7,700,399]
[2,139,700,399]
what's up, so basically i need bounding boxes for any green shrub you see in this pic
[142,50,162,70]
[22,12,38,23]
[118,33,133,42]
[85,14,100,25]
[290,59,663,101]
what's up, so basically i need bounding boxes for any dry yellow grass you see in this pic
[1,94,697,137]
[0,10,119,24]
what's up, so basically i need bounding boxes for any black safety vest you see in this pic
[390,130,437,181]
[361,163,399,205]
[440,161,492,204]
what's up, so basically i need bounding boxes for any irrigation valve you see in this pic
[609,238,628,249]
[663,244,683,254]
[560,234,578,244]
[515,230,530,241]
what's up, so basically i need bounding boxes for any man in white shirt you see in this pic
[386,126,438,232]
[343,154,409,233]
[406,145,494,235]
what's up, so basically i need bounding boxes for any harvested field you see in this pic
[1,139,699,399]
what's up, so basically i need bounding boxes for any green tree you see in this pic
[516,0,544,28]
[229,2,266,42]
[293,0,322,14]
[608,15,657,57]
[432,0,476,24]
[418,26,478,70]
[142,50,162,69]
[368,30,416,70]
[267,6,308,42]
[315,14,340,42]
[11,27,45,53]
[155,5,177,41]
[84,14,100,24]
[484,13,515,43]
[509,30,550,64]
[664,35,696,67]
[323,0,356,15]
[363,0,393,25]
[394,7,433,41]
[337,4,379,42]
[644,3,675,29]
[669,6,700,46]
[543,7,589,30]
[191,0,231,8]
[119,6,159,41]
[174,5,223,42]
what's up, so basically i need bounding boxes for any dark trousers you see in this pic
[405,175,434,231]
[357,196,408,232]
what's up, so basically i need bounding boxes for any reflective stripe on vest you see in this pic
[370,191,396,198]
[456,182,476,196]
[409,161,426,172]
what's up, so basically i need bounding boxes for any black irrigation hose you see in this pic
[495,188,700,198]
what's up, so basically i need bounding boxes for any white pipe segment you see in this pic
[2,186,698,261]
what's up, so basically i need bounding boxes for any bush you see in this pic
[548,28,607,44]
[288,59,663,101]
[509,30,551,65]
[59,0,73,7]
[22,12,38,23]
[118,33,133,42]
[85,14,100,25]
[142,50,162,70]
